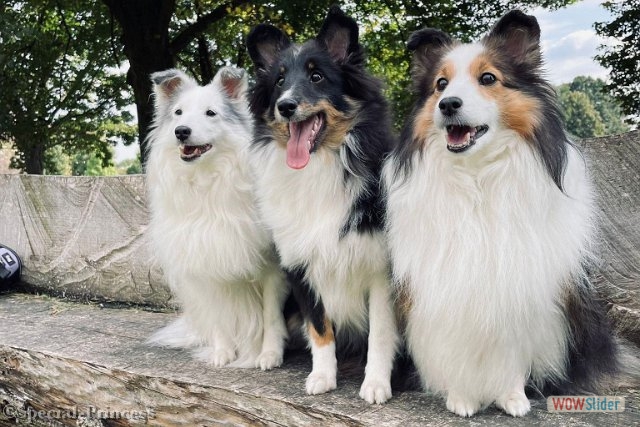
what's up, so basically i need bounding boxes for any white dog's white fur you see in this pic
[146,67,288,369]
[384,38,597,417]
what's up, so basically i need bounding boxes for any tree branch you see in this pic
[170,0,248,54]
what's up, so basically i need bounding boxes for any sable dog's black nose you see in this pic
[277,99,298,118]
[175,126,191,142]
[439,97,463,116]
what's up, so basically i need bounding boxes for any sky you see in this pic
[114,1,615,162]
[532,0,613,85]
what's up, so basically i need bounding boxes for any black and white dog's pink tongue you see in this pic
[286,119,314,169]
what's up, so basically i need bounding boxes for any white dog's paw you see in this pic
[359,376,392,404]
[195,347,236,367]
[255,351,283,371]
[305,371,337,395]
[446,393,481,417]
[496,391,531,417]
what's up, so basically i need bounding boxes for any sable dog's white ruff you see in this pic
[252,141,398,403]
[146,68,288,369]
[384,44,596,416]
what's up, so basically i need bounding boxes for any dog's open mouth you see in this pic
[179,144,212,162]
[446,125,489,153]
[286,114,325,169]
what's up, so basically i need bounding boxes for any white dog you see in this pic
[146,67,288,370]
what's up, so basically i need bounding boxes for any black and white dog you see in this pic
[247,6,399,403]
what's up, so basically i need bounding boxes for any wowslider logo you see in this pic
[548,396,625,413]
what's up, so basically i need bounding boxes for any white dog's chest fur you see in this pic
[254,145,387,330]
[385,136,595,396]
[148,143,270,286]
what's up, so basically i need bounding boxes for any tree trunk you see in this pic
[102,0,176,169]
[23,141,45,175]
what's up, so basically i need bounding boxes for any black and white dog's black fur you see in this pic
[247,6,399,403]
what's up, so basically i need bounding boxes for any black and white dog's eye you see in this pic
[276,76,285,87]
[175,109,183,115]
[310,71,323,83]
[436,78,448,92]
[480,72,497,86]
[206,110,216,117]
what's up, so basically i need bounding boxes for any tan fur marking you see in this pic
[412,60,456,146]
[470,53,541,140]
[317,99,356,150]
[308,317,335,347]
[267,99,356,152]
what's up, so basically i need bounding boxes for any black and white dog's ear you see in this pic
[150,69,197,103]
[213,67,248,100]
[246,24,291,72]
[316,5,359,63]
[484,10,541,66]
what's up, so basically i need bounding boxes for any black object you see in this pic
[0,245,21,284]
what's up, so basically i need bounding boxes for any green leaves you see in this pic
[557,76,630,138]
[595,0,640,125]
[1,0,135,174]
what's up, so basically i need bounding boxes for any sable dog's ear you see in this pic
[483,10,541,66]
[247,24,291,72]
[407,28,453,83]
[316,5,359,63]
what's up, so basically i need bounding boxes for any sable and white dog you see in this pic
[384,11,618,417]
[146,67,288,370]
[246,6,399,403]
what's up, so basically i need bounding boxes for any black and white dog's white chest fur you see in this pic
[247,6,398,404]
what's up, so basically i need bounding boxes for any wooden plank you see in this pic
[1,293,638,426]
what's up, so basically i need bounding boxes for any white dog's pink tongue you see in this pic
[286,116,319,169]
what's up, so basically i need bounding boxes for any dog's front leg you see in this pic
[256,263,289,370]
[359,274,398,404]
[305,315,338,395]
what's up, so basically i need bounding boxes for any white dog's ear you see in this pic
[150,69,196,103]
[213,67,248,100]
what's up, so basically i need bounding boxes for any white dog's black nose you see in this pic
[439,97,463,116]
[277,99,298,119]
[175,126,191,142]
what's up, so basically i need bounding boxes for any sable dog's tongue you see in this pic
[286,115,321,169]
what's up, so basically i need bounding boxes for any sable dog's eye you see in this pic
[480,73,497,86]
[276,76,285,87]
[436,78,448,92]
[310,71,323,83]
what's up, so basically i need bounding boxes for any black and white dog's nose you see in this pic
[277,99,298,119]
[439,97,463,116]
[175,125,191,142]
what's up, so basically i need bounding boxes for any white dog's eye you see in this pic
[206,110,216,117]
[175,109,182,115]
